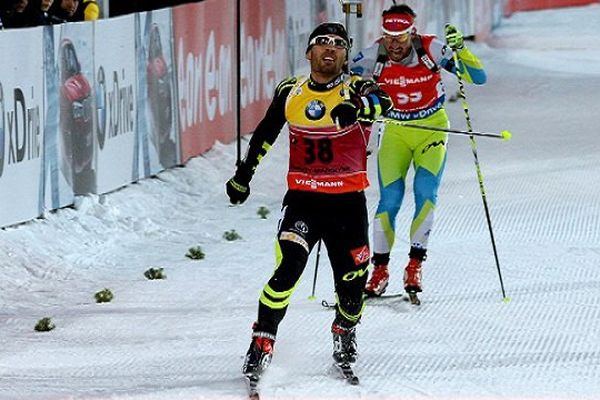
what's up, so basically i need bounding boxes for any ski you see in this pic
[334,362,360,385]
[366,292,406,300]
[321,293,411,309]
[244,374,260,400]
[370,291,421,305]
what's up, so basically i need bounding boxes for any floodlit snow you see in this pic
[2,5,600,400]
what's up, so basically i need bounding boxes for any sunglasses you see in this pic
[383,32,411,42]
[309,35,349,49]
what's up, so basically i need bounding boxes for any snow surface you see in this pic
[2,5,600,400]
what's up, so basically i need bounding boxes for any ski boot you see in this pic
[332,319,357,364]
[242,330,275,378]
[364,263,389,297]
[331,319,359,384]
[404,258,423,305]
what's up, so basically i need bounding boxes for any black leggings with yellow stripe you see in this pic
[255,190,370,336]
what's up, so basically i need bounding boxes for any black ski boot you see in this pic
[331,319,359,384]
[242,331,276,377]
[242,330,275,398]
[331,320,357,364]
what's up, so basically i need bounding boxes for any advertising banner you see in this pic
[475,1,494,41]
[173,0,236,163]
[41,25,75,212]
[94,15,137,193]
[355,0,388,50]
[54,22,97,196]
[134,9,180,180]
[285,0,313,75]
[505,0,599,15]
[312,0,345,25]
[239,0,287,134]
[0,28,44,227]
[286,0,345,75]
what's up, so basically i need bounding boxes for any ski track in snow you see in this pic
[2,5,600,400]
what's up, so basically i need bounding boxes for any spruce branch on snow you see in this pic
[95,288,114,303]
[144,267,166,280]
[257,206,270,219]
[34,317,55,332]
[186,246,205,260]
[223,229,242,241]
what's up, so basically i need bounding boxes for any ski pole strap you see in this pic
[372,43,388,81]
[412,34,439,73]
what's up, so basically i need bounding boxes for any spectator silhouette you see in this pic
[49,0,78,22]
[28,0,65,26]
[73,0,99,21]
[1,0,31,28]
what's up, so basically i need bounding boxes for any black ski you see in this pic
[367,292,406,300]
[244,374,260,400]
[334,362,360,385]
[369,291,421,305]
[321,292,411,309]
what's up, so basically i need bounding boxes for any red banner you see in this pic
[239,0,287,134]
[173,1,236,162]
[505,0,599,15]
[474,1,493,42]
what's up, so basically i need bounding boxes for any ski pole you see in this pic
[382,120,512,140]
[308,239,322,300]
[451,45,509,302]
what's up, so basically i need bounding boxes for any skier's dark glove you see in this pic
[331,100,359,128]
[226,162,253,205]
[445,24,464,50]
[350,80,380,97]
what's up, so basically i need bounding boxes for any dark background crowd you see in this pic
[0,0,203,29]
[108,0,200,17]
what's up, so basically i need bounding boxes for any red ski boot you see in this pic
[404,258,422,305]
[364,264,389,297]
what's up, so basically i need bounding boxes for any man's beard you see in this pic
[311,58,343,76]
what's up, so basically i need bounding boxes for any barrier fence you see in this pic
[2,0,585,228]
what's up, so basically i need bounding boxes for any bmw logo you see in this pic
[305,100,326,120]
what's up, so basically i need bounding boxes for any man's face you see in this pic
[382,32,412,62]
[61,0,79,16]
[41,0,54,11]
[306,35,348,78]
[14,0,28,13]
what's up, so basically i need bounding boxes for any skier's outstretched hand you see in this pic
[226,162,252,205]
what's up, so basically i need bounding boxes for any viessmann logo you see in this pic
[383,75,433,87]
